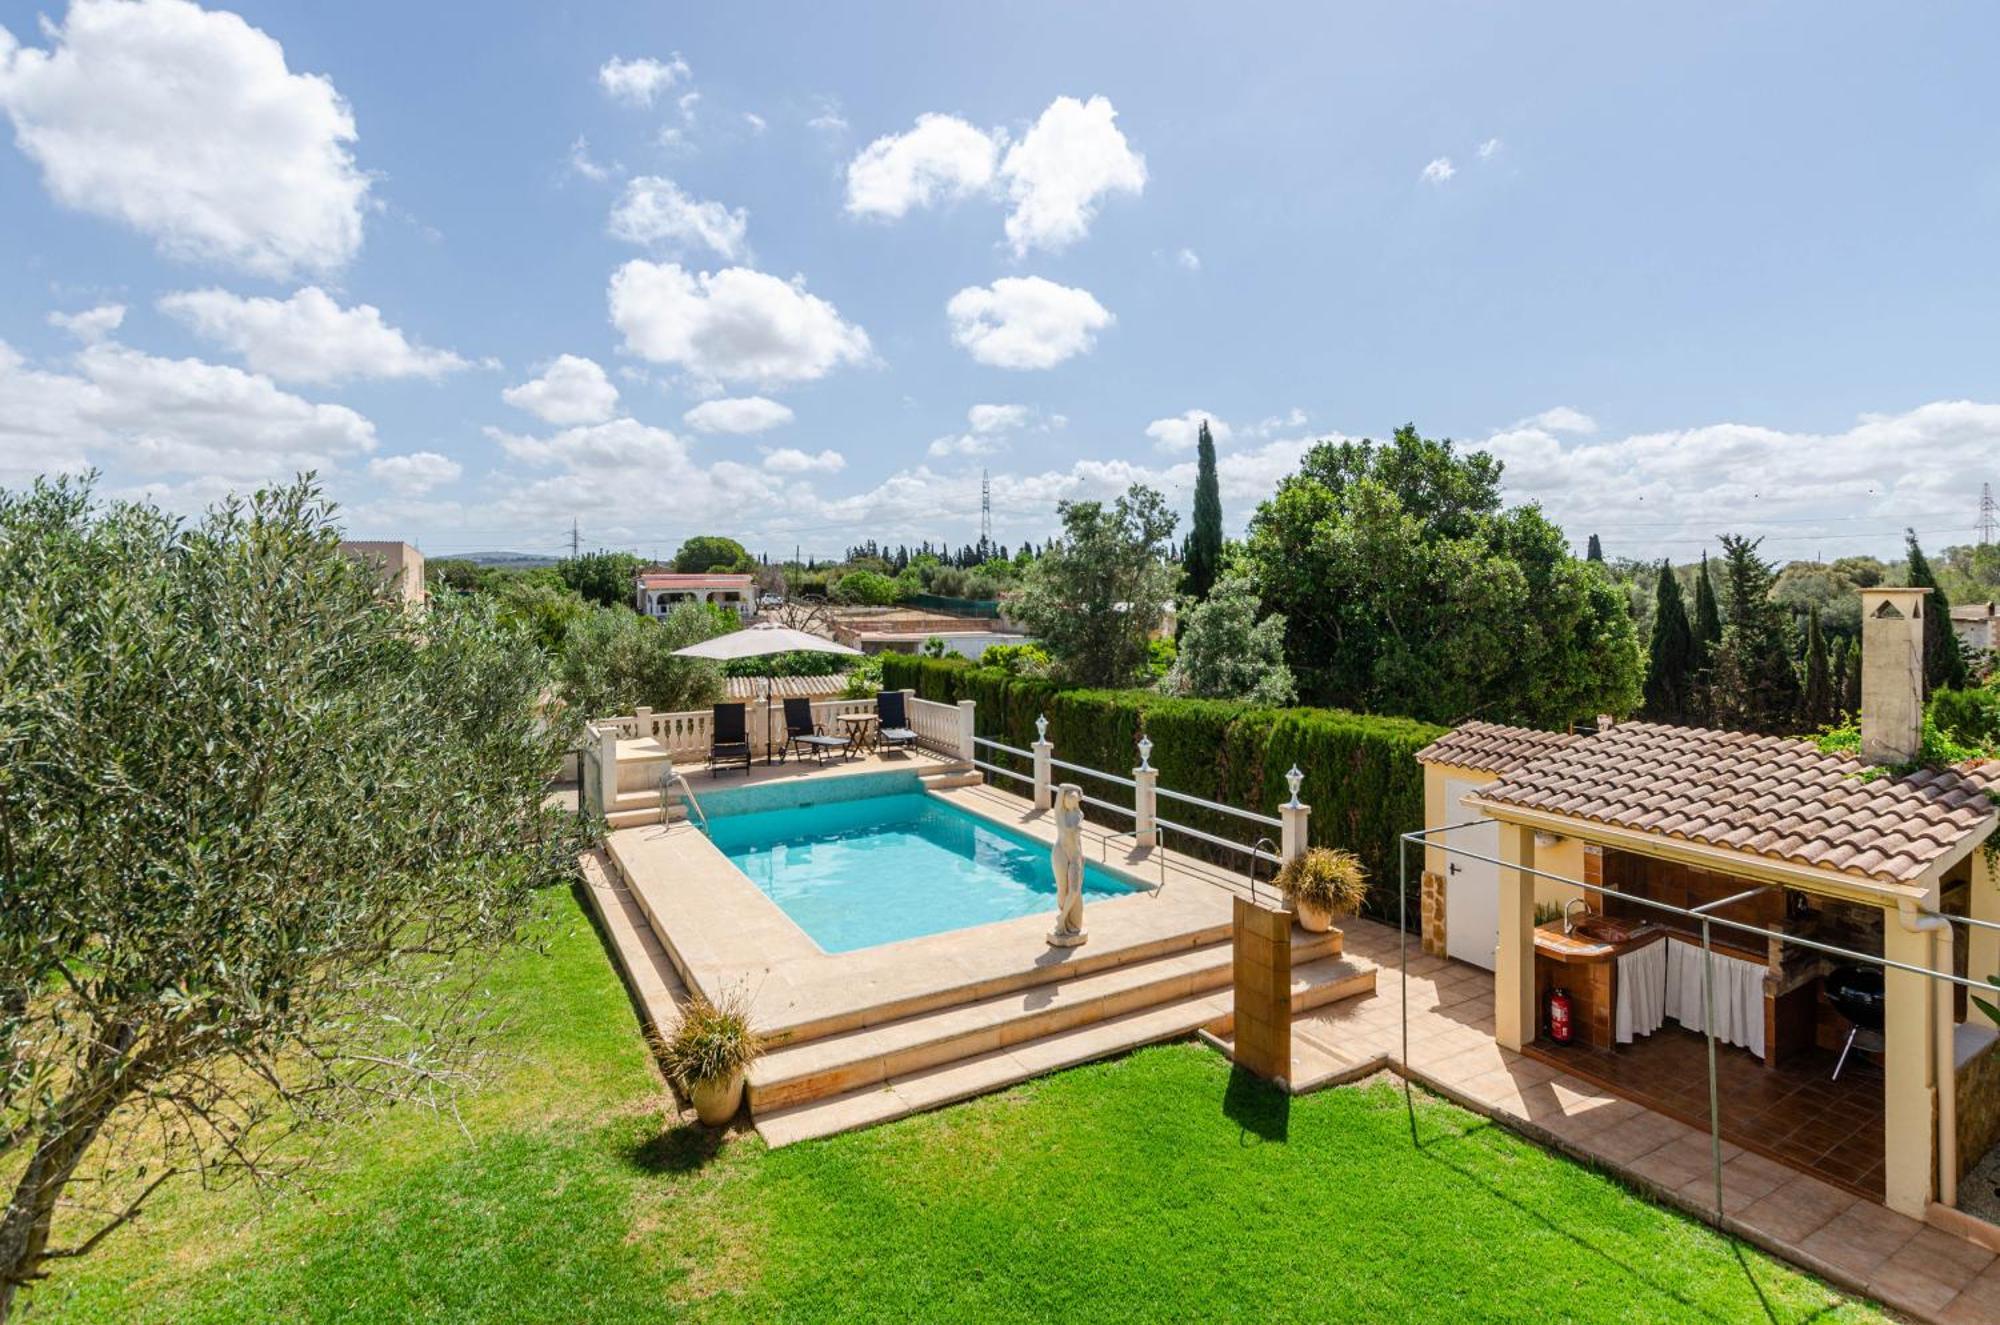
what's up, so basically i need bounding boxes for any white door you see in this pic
[1444,778,1501,971]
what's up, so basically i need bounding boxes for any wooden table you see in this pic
[835,712,879,754]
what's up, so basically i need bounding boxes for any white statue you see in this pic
[1048,783,1087,947]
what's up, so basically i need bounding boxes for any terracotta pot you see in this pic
[690,1068,745,1126]
[1294,898,1334,933]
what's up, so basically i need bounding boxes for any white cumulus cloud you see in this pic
[946,276,1112,370]
[502,355,619,426]
[158,287,468,385]
[1421,156,1456,184]
[683,396,794,434]
[609,261,871,388]
[47,302,125,342]
[0,335,375,486]
[597,54,689,107]
[368,450,460,495]
[608,176,748,259]
[999,95,1146,256]
[0,0,370,278]
[844,113,1002,218]
[1477,137,1503,159]
[762,447,844,474]
[1521,405,1596,435]
[1145,410,1232,452]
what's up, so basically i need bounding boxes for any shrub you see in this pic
[1275,847,1369,916]
[658,989,762,1091]
[882,655,1442,922]
[832,569,902,605]
[1931,686,2000,748]
[554,603,728,717]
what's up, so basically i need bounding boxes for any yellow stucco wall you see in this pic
[1423,762,1586,913]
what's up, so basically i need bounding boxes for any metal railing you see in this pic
[1155,782,1282,831]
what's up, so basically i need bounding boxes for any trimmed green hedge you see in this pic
[884,655,1445,923]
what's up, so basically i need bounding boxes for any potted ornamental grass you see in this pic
[1275,846,1369,933]
[659,988,763,1126]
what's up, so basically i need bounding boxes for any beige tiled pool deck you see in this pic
[1281,920,2000,1324]
[609,771,1275,1043]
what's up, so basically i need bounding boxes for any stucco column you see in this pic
[594,723,618,817]
[1882,914,1939,1219]
[1495,823,1538,1052]
[1281,803,1310,864]
[1032,737,1053,810]
[634,706,652,742]
[1133,767,1158,846]
[1969,850,2000,992]
[956,699,977,762]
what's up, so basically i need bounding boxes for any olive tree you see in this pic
[0,477,585,1315]
[1010,485,1179,688]
[1158,572,1295,705]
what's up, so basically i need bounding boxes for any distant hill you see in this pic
[434,550,563,568]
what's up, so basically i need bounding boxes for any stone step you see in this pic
[754,991,1232,1148]
[753,954,1375,1146]
[1202,955,1379,1037]
[747,931,1351,1113]
[576,848,691,1039]
[918,771,985,789]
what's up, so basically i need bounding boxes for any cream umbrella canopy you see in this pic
[673,624,863,761]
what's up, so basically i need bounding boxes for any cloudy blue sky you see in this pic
[2,1,1997,562]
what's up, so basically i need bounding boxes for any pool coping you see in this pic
[608,777,1253,1045]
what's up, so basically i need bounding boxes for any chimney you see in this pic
[1859,586,1928,765]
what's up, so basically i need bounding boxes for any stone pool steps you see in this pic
[753,946,1377,1147]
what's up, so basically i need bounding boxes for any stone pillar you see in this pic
[1281,802,1310,863]
[1134,767,1158,847]
[1231,895,1293,1085]
[1495,823,1537,1052]
[634,706,652,743]
[1970,850,2000,992]
[1882,915,1939,1219]
[1032,737,1053,810]
[1420,870,1447,957]
[956,699,977,762]
[595,723,619,817]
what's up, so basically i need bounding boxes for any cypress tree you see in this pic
[1183,420,1224,602]
[1802,605,1832,729]
[1905,530,1969,693]
[1585,533,1604,562]
[1840,634,1862,714]
[1692,552,1723,662]
[1708,535,1804,733]
[1642,560,1696,722]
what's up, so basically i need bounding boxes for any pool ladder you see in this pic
[658,769,710,833]
[1248,837,1279,907]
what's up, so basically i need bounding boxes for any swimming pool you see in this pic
[704,781,1139,953]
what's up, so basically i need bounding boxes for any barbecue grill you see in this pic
[1825,965,1884,1081]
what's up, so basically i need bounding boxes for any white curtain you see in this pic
[1664,940,1766,1059]
[1615,940,1669,1044]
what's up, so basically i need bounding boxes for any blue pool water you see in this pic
[705,790,1138,953]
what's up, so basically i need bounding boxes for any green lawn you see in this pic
[32,885,1885,1323]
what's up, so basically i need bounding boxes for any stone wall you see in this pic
[1421,870,1447,957]
[1959,1038,2000,1182]
[1232,897,1293,1085]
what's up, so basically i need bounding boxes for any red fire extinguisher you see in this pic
[1548,988,1574,1044]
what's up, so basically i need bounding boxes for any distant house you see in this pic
[635,571,757,620]
[339,540,425,608]
[1950,601,1996,656]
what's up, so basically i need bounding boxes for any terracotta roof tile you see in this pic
[1467,720,2000,889]
[1414,721,1581,775]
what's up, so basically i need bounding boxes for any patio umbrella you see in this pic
[672,624,862,761]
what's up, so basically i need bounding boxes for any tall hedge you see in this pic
[885,655,1444,923]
